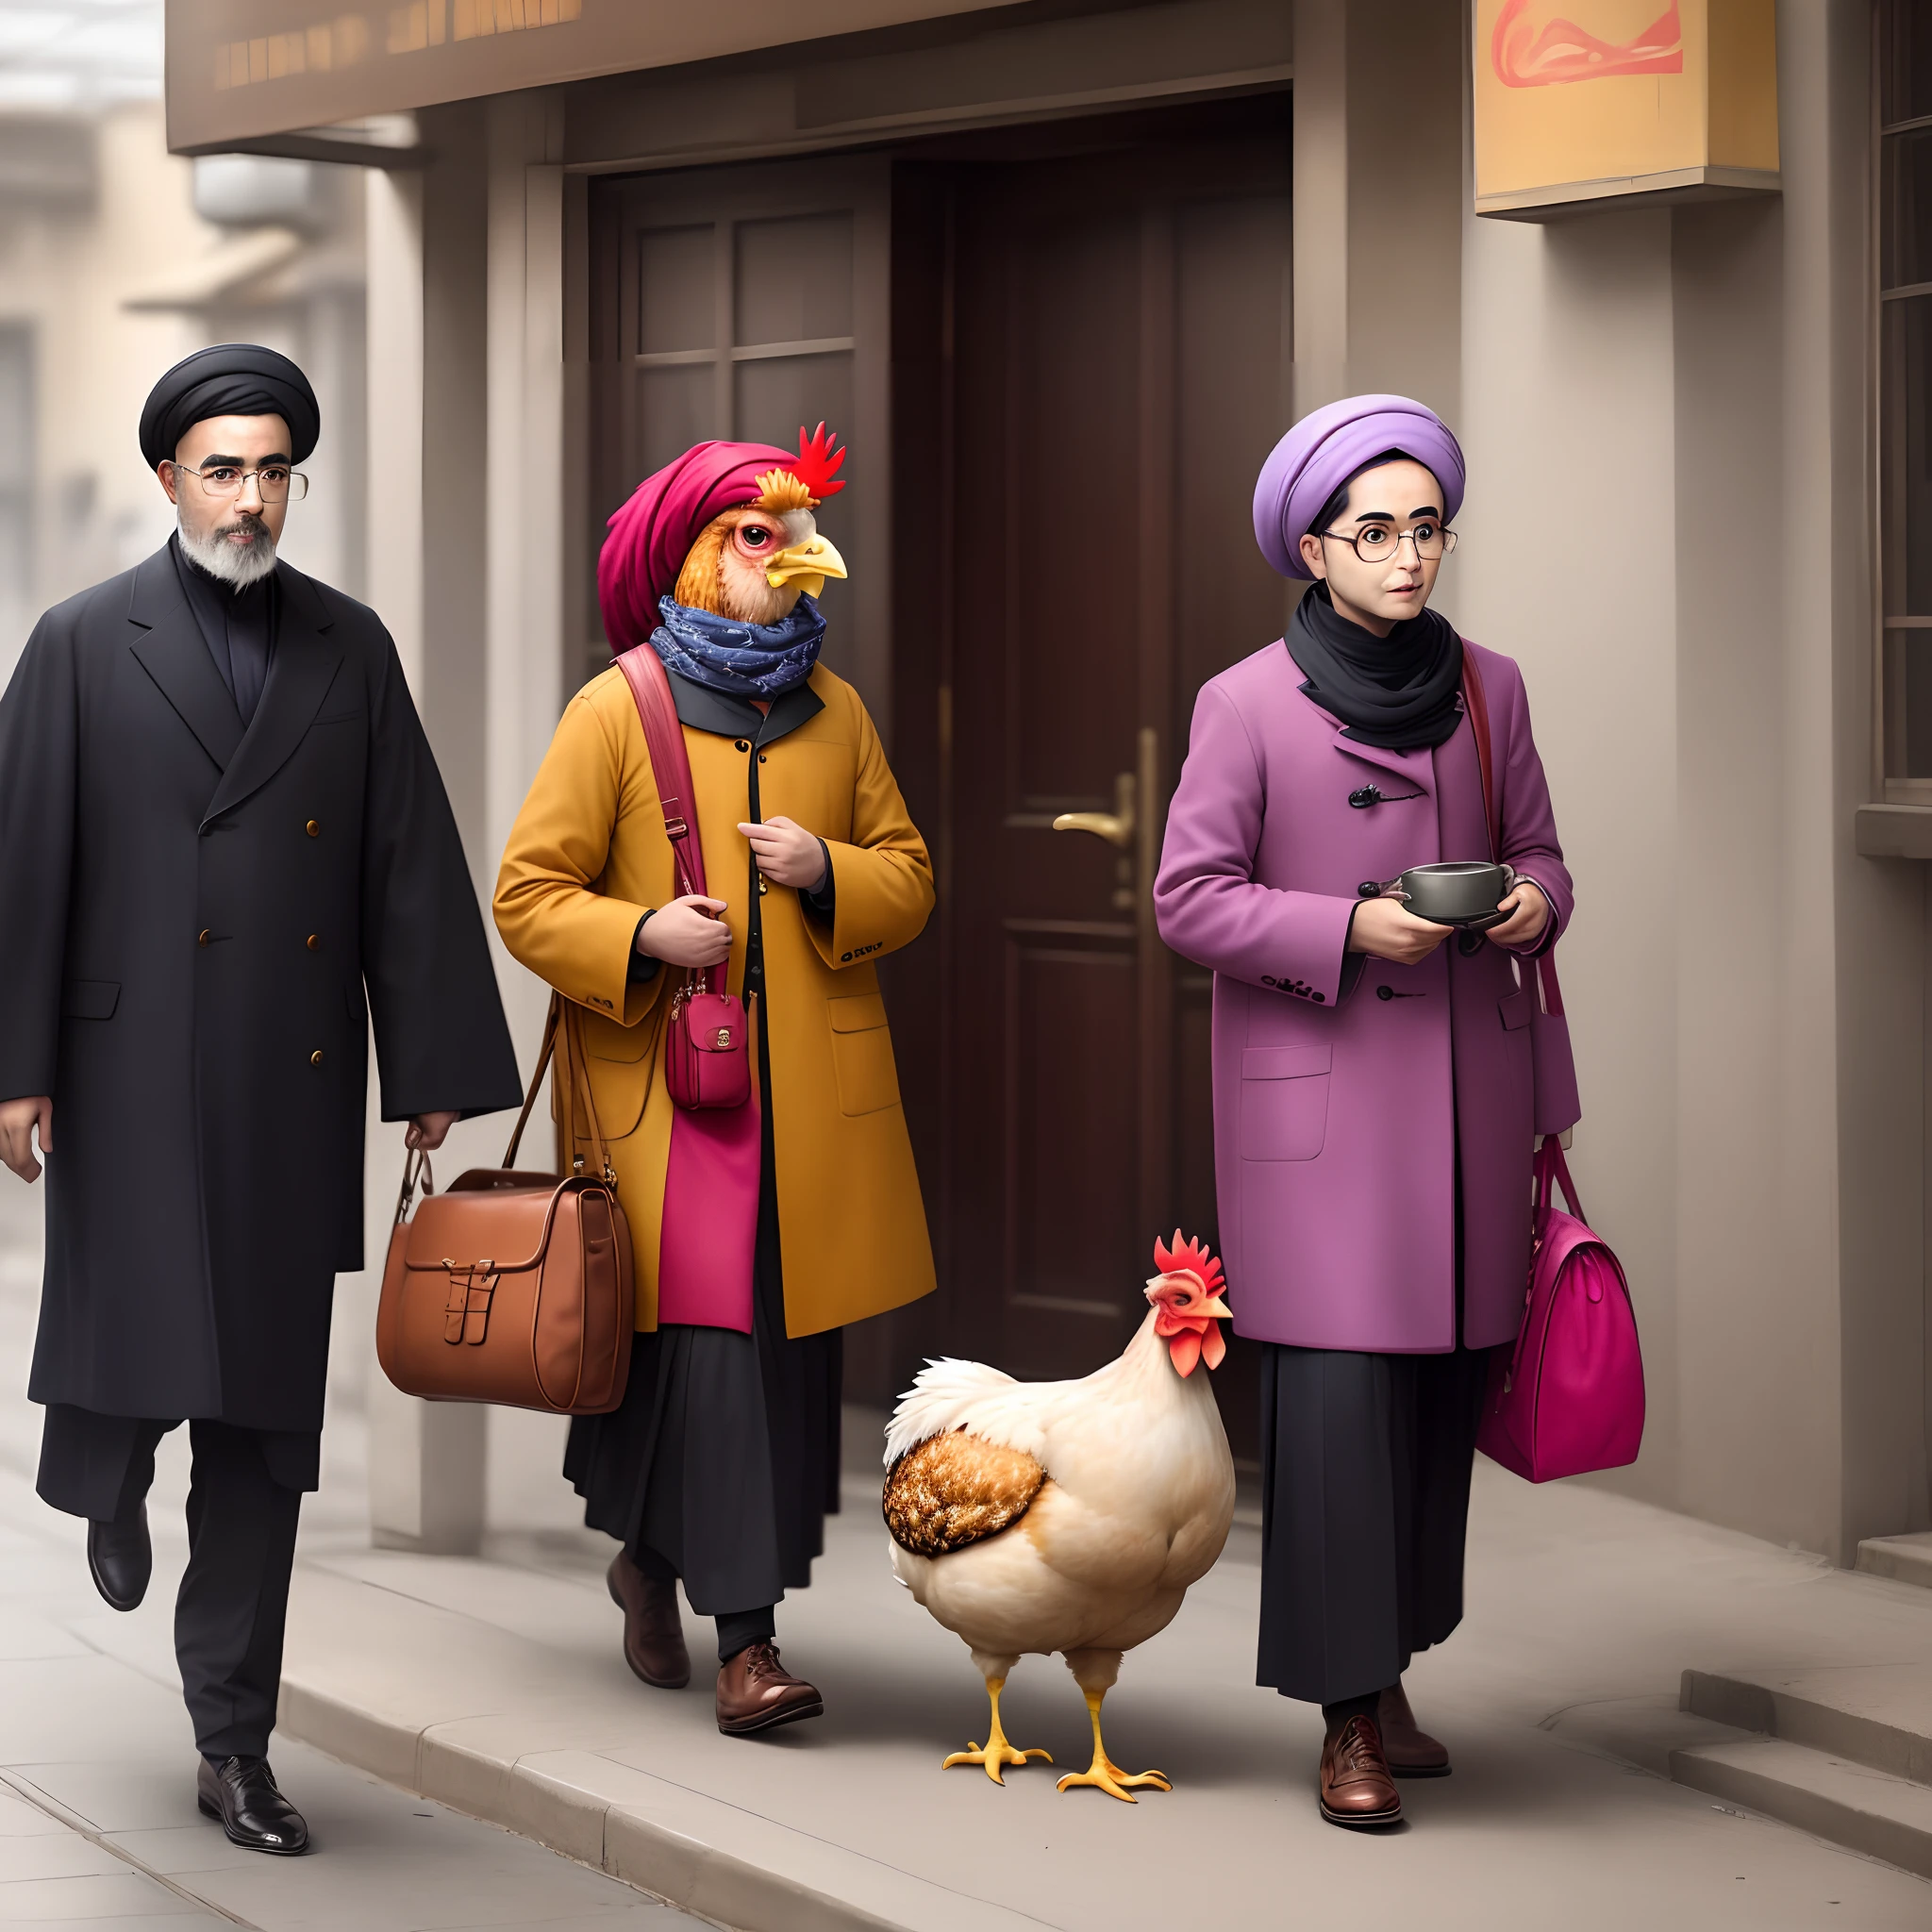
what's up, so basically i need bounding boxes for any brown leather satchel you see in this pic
[375,996,634,1415]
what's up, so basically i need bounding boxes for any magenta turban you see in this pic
[1252,394,1466,582]
[597,440,797,653]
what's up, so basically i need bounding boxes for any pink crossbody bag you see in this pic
[615,645,753,1112]
[1462,645,1645,1481]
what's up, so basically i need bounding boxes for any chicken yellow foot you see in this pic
[1055,1689,1171,1804]
[941,1676,1053,1784]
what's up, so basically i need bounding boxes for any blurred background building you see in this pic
[0,0,366,693]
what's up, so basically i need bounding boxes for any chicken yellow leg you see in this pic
[942,1670,1053,1784]
[1054,1688,1172,1802]
[1053,1648,1169,1803]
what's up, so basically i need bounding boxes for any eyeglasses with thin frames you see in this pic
[168,461,308,505]
[1320,522,1457,564]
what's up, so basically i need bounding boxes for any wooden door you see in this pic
[892,110,1293,1457]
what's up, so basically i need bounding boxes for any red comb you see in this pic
[1154,1230,1224,1296]
[791,423,846,502]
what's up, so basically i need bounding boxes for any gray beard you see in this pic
[178,512,277,587]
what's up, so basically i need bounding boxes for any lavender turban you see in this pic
[1253,393,1466,581]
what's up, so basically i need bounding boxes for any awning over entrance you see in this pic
[165,0,1024,154]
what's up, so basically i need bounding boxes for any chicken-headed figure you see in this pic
[883,1234,1238,1802]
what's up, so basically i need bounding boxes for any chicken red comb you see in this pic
[1154,1230,1224,1296]
[790,422,847,502]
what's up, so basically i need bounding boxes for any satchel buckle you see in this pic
[713,1026,731,1049]
[441,1259,497,1346]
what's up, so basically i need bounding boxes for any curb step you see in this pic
[1668,1736,1932,1881]
[1858,1533,1932,1591]
[1681,1668,1932,1785]
[1671,1669,1932,1879]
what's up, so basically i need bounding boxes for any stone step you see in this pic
[1859,1532,1932,1591]
[1680,1667,1932,1785]
[1669,1734,1932,1882]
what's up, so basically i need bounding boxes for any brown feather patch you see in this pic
[882,1431,1045,1557]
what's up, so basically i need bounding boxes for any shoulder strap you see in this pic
[1460,641,1502,861]
[1462,639,1567,1024]
[616,644,708,902]
[501,992,616,1176]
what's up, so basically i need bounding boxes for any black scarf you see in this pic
[1284,582,1464,751]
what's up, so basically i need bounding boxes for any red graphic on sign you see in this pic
[1491,0,1684,87]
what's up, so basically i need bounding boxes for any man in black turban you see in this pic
[0,345,523,1854]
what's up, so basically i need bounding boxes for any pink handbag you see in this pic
[615,644,752,1111]
[612,642,760,1334]
[1477,1137,1645,1481]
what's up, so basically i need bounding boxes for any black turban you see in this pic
[138,342,321,471]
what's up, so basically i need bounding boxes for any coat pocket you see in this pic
[61,979,120,1021]
[1499,987,1531,1031]
[827,991,901,1117]
[1239,1043,1332,1161]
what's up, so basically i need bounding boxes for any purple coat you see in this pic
[1153,639,1576,1354]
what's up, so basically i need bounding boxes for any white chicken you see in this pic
[882,1233,1237,1802]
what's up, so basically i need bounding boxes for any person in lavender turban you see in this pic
[1153,395,1578,1831]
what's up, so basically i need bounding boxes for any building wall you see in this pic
[181,0,1929,1563]
[1445,0,1928,1562]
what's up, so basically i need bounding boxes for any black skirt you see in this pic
[1254,1139,1495,1705]
[562,993,841,1616]
[1254,1340,1491,1705]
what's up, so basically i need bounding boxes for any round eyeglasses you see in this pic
[171,461,308,504]
[1320,521,1457,564]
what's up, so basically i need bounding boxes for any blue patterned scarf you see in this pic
[649,594,824,700]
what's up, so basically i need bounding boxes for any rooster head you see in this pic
[674,424,849,625]
[1144,1231,1231,1378]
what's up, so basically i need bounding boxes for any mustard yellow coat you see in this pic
[493,663,937,1339]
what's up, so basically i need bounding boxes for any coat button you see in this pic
[758,752,768,763]
[310,1050,325,1066]
[758,876,768,895]
[307,934,321,951]
[197,929,210,946]
[306,819,321,837]
[735,739,750,753]
[1376,985,1395,1001]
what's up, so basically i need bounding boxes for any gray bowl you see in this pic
[1397,860,1512,928]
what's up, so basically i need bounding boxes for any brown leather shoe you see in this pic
[1378,1681,1450,1777]
[715,1641,824,1736]
[1319,1714,1403,1829]
[607,1553,691,1690]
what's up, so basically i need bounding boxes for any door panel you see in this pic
[928,117,1294,1450]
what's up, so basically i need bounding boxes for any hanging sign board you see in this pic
[1472,0,1779,219]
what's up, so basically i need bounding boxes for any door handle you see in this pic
[1052,769,1136,850]
[1051,728,1158,911]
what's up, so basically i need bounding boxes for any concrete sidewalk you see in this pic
[272,1439,1932,1932]
[0,1464,706,1930]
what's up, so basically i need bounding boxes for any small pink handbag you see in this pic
[615,643,752,1112]
[1477,1137,1645,1482]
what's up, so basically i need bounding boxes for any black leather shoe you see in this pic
[197,1756,310,1856]
[87,1508,150,1612]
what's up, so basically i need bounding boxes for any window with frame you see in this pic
[1880,0,1932,795]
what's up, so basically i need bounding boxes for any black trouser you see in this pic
[1255,1342,1493,1708]
[38,1404,311,1759]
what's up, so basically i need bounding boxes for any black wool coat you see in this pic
[0,546,523,1432]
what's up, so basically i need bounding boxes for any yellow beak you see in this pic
[1200,1294,1232,1320]
[765,533,848,598]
